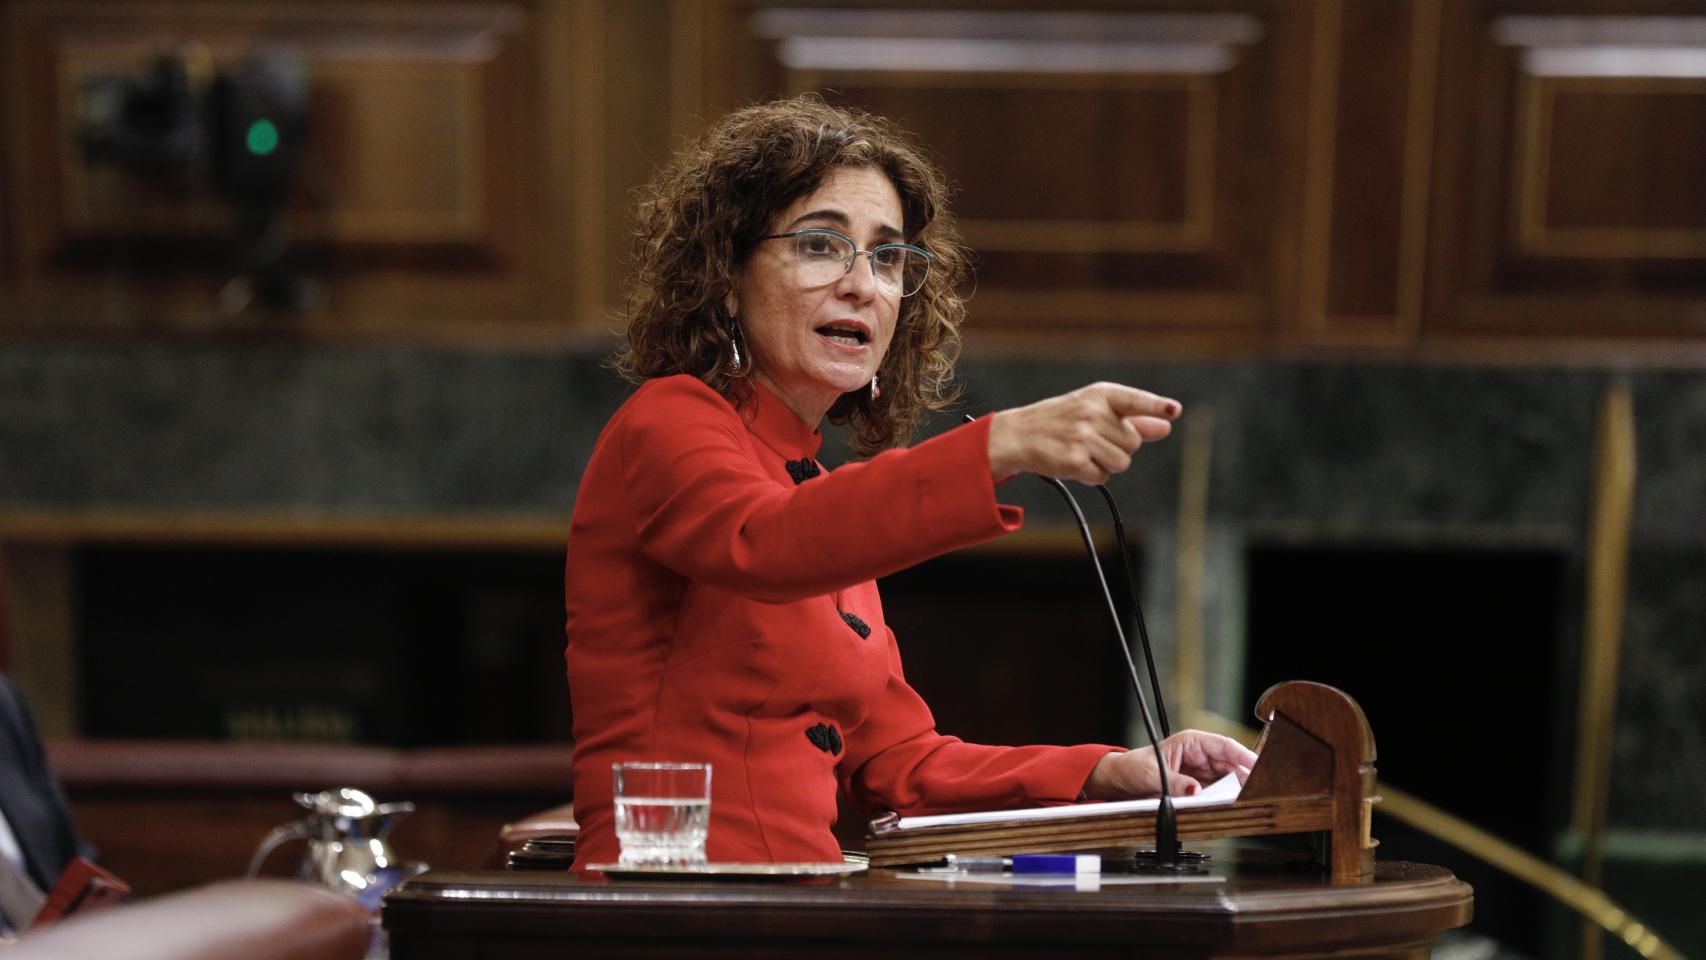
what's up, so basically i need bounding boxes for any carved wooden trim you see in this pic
[560,0,606,325]
[1297,0,1342,341]
[1252,679,1379,882]
[0,510,570,550]
[1498,14,1706,260]
[1395,0,1442,342]
[0,510,1116,558]
[782,68,1219,257]
[1514,75,1706,259]
[1300,0,1441,346]
[747,8,1259,262]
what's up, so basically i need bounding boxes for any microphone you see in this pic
[1094,485,1171,740]
[964,415,1191,867]
[1038,474,1181,867]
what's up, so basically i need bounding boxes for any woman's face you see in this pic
[727,165,904,426]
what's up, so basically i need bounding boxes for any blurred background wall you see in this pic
[1,1,1703,956]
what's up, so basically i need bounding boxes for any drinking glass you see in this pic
[613,761,711,866]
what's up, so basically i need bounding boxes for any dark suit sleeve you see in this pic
[0,675,93,890]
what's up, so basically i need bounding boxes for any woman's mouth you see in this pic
[816,322,870,346]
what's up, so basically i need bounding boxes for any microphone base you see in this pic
[1126,848,1213,874]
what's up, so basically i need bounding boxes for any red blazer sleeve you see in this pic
[617,378,1022,603]
[838,626,1123,816]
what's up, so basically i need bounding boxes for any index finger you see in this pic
[1093,383,1181,421]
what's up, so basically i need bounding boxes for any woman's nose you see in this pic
[837,252,881,300]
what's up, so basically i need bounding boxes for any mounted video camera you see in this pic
[77,48,314,314]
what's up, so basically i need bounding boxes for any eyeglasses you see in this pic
[760,228,933,297]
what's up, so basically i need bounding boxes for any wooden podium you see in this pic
[383,681,1472,959]
[867,680,1380,882]
[383,849,1470,960]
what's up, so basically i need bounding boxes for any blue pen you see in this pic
[924,853,1103,875]
[1011,853,1101,875]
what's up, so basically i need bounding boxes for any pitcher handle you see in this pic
[247,820,313,878]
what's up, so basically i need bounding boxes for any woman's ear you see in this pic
[723,288,739,320]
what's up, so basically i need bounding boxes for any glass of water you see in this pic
[613,761,711,866]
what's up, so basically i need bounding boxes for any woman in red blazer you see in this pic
[565,96,1256,869]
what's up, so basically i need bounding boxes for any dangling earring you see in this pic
[728,318,748,376]
[870,373,880,401]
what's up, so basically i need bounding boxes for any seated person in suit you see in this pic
[0,673,93,938]
[563,95,1258,869]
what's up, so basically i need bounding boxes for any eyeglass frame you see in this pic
[758,228,935,297]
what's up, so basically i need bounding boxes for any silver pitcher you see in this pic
[248,787,424,904]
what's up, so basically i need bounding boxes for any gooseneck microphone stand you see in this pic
[1037,474,1188,868]
[966,414,1198,868]
[1096,484,1170,740]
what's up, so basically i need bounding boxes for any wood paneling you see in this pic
[51,34,512,250]
[5,0,1706,353]
[1298,0,1440,346]
[723,4,1292,344]
[1428,4,1706,340]
[1516,77,1706,259]
[0,0,570,335]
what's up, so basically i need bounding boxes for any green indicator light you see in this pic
[246,118,280,156]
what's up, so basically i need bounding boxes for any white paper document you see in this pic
[882,772,1244,833]
[893,872,1227,889]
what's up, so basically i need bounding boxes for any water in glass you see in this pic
[612,761,711,865]
[615,795,710,865]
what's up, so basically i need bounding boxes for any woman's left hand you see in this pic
[1081,730,1258,801]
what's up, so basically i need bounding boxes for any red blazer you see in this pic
[564,375,1119,866]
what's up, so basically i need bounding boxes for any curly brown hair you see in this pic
[612,95,970,456]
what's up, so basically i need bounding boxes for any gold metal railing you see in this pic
[1575,381,1637,960]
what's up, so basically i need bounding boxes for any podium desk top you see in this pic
[382,844,1471,960]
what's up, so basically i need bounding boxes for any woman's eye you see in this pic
[801,235,841,257]
[872,248,903,269]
